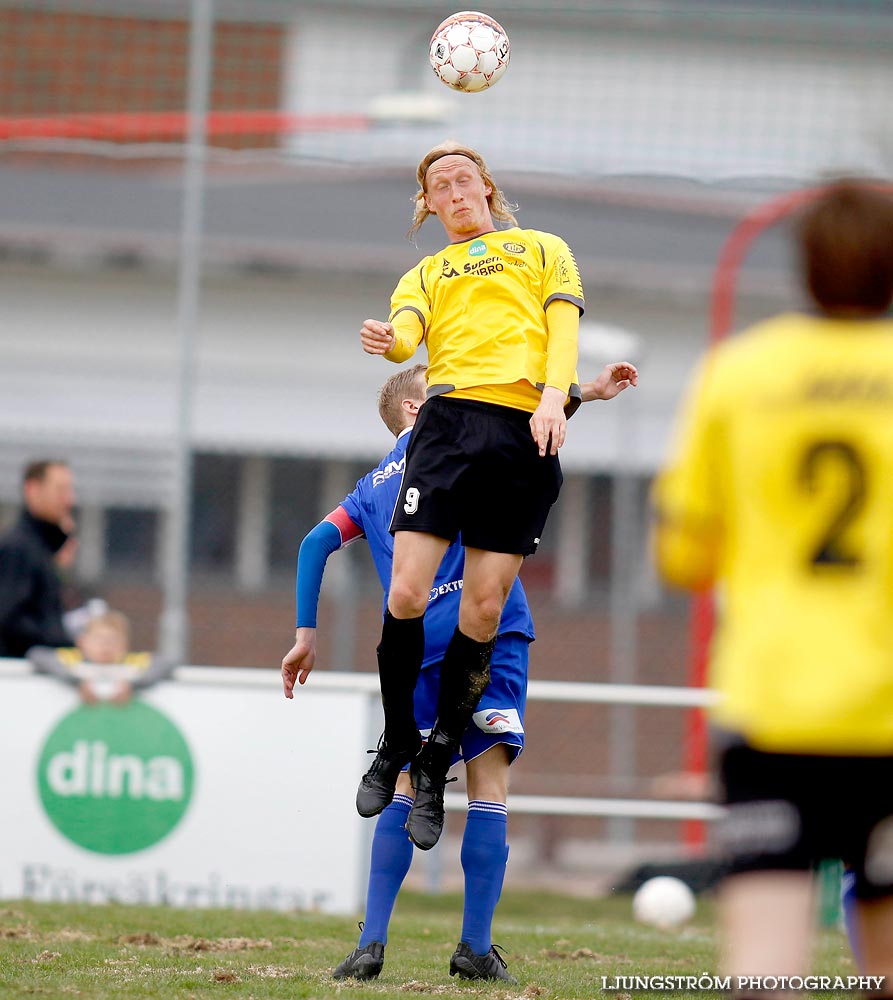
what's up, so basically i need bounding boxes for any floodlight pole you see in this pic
[159,0,214,663]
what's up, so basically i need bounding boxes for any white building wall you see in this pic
[0,263,779,504]
[282,9,893,181]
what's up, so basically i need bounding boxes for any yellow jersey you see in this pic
[385,227,584,413]
[653,312,893,754]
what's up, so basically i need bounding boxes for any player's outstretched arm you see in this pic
[282,507,364,697]
[580,362,639,402]
[361,311,424,363]
[282,627,318,698]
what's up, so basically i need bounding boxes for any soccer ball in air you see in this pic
[429,11,510,93]
[632,876,696,930]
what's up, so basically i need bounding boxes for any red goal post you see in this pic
[682,180,893,848]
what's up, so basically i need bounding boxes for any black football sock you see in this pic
[377,609,425,752]
[423,627,496,775]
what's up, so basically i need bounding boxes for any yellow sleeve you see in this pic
[544,298,580,394]
[651,354,725,591]
[384,307,425,364]
[385,263,430,363]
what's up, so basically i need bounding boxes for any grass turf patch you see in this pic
[0,889,855,999]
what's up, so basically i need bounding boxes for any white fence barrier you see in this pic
[448,678,723,821]
[1,659,721,913]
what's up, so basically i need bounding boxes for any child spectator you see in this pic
[29,610,175,704]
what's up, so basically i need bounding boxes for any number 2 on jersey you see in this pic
[798,440,867,569]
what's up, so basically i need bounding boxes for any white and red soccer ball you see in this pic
[429,11,510,93]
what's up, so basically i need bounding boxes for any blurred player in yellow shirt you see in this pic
[359,141,584,853]
[653,181,893,992]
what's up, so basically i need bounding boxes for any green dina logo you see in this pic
[468,239,487,257]
[37,702,194,855]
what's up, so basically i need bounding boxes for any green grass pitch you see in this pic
[0,889,855,999]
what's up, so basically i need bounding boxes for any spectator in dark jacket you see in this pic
[0,459,76,657]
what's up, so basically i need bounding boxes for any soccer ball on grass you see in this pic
[429,11,510,93]
[632,876,696,929]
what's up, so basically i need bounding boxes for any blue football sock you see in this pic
[460,800,509,955]
[359,795,413,947]
[840,867,862,971]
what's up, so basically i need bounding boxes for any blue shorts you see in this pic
[412,631,529,768]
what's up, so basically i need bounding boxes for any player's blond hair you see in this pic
[377,364,428,437]
[408,141,518,239]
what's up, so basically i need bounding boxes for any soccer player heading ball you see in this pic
[359,141,585,851]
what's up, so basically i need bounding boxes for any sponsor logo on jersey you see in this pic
[803,375,893,401]
[502,241,525,254]
[473,707,524,735]
[557,254,571,285]
[440,258,459,278]
[463,255,504,276]
[468,239,488,257]
[557,249,581,288]
[372,457,405,486]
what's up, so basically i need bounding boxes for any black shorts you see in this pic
[389,395,562,556]
[718,742,893,900]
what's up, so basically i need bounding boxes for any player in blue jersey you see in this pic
[281,360,636,983]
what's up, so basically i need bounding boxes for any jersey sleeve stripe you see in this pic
[390,304,427,333]
[544,291,585,314]
[325,505,364,545]
[426,382,457,398]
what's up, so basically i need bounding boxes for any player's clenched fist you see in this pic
[361,319,396,355]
